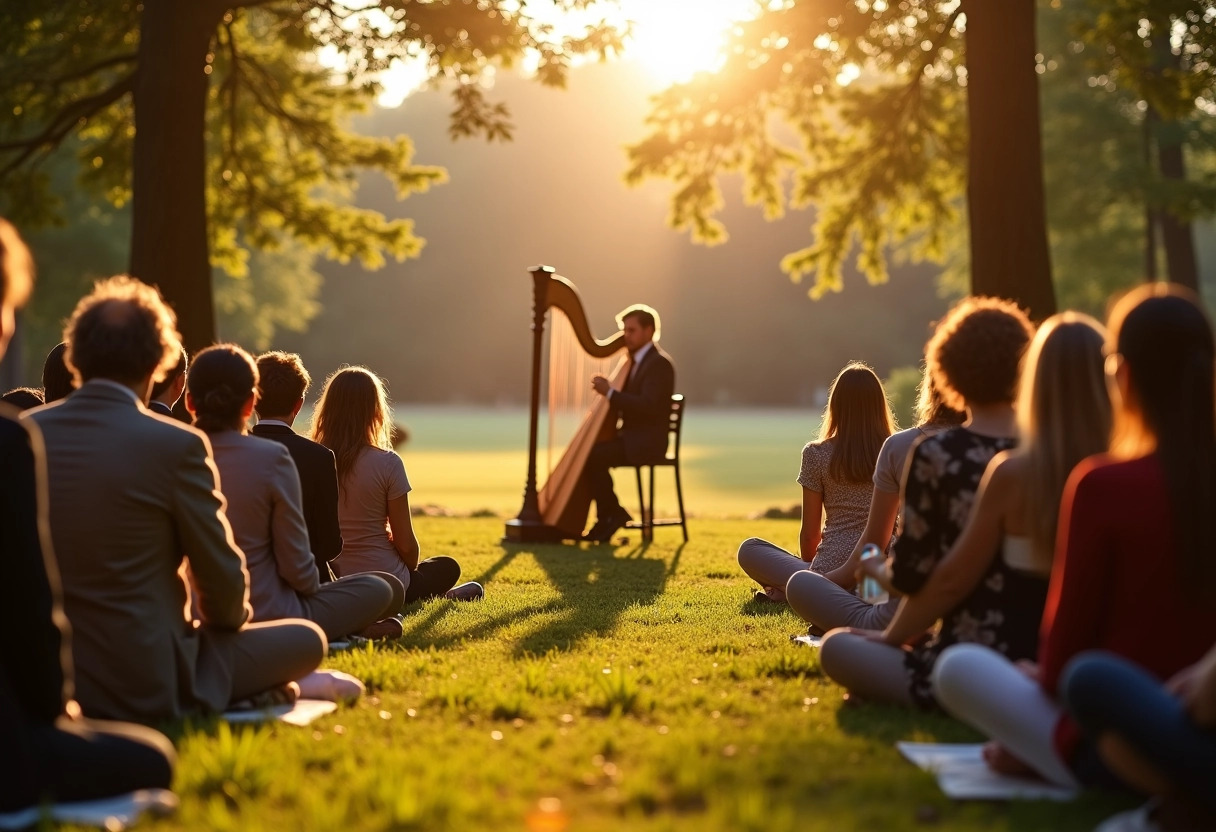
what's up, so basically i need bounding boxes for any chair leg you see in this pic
[674,461,688,542]
[647,465,657,543]
[634,467,646,537]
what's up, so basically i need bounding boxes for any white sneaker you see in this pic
[444,581,485,601]
[297,669,365,704]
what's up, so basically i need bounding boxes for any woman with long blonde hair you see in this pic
[737,362,895,603]
[312,367,480,602]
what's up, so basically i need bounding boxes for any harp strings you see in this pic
[543,308,615,480]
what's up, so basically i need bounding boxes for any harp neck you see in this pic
[533,267,625,358]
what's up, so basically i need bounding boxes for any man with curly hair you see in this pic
[28,275,328,725]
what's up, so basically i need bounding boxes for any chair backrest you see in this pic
[664,394,685,462]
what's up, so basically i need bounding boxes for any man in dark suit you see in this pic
[252,351,342,582]
[147,346,187,418]
[583,304,676,543]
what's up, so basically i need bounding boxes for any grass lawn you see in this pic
[124,517,1129,832]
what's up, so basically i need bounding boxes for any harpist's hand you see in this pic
[591,375,611,396]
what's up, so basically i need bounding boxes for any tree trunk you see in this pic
[129,0,222,353]
[961,0,1056,320]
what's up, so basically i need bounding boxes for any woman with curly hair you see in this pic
[737,362,895,603]
[816,296,1034,706]
[932,285,1216,799]
[311,367,480,602]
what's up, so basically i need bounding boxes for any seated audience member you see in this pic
[1063,645,1216,831]
[0,220,173,813]
[831,314,1110,709]
[738,363,894,604]
[187,344,405,641]
[252,350,342,583]
[817,296,1033,706]
[311,367,481,601]
[784,365,964,631]
[1,386,44,410]
[41,342,73,403]
[931,285,1216,790]
[148,346,188,418]
[28,275,328,724]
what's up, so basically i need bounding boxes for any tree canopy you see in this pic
[0,0,626,349]
[625,0,1216,316]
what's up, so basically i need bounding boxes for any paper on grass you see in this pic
[790,634,823,648]
[223,698,337,726]
[897,742,1077,801]
[0,788,178,831]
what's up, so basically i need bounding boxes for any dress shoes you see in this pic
[589,508,632,543]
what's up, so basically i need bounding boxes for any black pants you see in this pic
[405,556,462,603]
[0,712,174,813]
[585,437,628,519]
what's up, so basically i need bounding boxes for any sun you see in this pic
[621,0,757,85]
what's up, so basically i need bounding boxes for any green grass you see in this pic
[398,406,819,517]
[111,518,1129,832]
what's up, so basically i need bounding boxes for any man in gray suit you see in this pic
[29,276,326,724]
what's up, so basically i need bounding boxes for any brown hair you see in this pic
[926,296,1034,412]
[310,366,393,484]
[617,304,661,340]
[187,344,258,434]
[1107,283,1216,598]
[64,276,181,387]
[256,351,311,416]
[819,362,895,483]
[1016,313,1112,569]
[914,361,966,427]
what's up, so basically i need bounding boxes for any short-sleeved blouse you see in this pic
[797,439,875,574]
[874,425,946,494]
[333,447,412,587]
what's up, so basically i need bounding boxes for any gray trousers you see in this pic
[300,572,405,640]
[228,619,327,703]
[738,537,895,631]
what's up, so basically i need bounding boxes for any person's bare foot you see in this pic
[982,741,1037,777]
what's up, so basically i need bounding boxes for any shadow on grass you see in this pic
[834,699,982,745]
[395,540,670,656]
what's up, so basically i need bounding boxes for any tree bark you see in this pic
[129,0,223,353]
[961,0,1056,320]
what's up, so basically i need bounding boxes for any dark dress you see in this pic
[888,427,1046,708]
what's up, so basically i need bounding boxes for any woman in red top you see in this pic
[932,284,1216,788]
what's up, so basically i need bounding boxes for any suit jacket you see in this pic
[28,382,251,723]
[250,423,342,580]
[147,400,173,417]
[612,344,676,463]
[207,431,318,621]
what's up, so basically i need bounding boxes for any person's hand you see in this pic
[591,375,611,396]
[1015,660,1040,683]
[982,741,1036,777]
[855,555,895,593]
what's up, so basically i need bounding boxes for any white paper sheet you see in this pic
[897,742,1078,801]
[222,698,337,726]
[0,788,178,831]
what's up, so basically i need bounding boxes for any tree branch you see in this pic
[0,71,137,178]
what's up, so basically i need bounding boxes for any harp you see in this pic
[504,266,629,543]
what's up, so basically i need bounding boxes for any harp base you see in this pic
[501,517,581,544]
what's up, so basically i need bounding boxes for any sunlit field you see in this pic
[397,406,820,519]
[120,518,1127,832]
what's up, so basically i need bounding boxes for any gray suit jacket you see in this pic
[207,431,319,622]
[28,381,252,722]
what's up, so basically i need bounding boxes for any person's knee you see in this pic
[930,643,989,713]
[817,628,853,681]
[284,619,327,665]
[737,538,765,570]
[376,572,406,610]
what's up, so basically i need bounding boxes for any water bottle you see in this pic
[858,543,889,605]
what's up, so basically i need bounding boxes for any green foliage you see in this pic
[625,2,968,298]
[883,365,922,430]
[0,0,628,291]
[140,517,1128,830]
